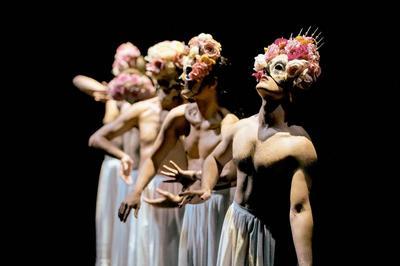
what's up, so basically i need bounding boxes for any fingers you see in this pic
[143,197,165,204]
[178,195,193,207]
[156,188,173,198]
[134,205,140,219]
[118,202,127,221]
[162,165,178,174]
[123,206,132,222]
[160,170,177,177]
[121,160,128,171]
[162,179,178,183]
[156,188,182,203]
[123,175,133,185]
[169,160,182,172]
[200,191,211,201]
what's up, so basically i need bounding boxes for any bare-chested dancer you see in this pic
[73,42,145,266]
[119,33,238,266]
[89,40,187,266]
[182,30,322,266]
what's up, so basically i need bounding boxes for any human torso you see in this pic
[233,115,309,219]
[232,115,311,262]
[137,97,187,171]
[182,103,227,172]
[121,102,140,169]
[136,97,164,168]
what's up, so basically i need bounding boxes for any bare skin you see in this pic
[88,86,185,185]
[73,74,142,163]
[73,75,110,103]
[182,75,317,265]
[118,81,238,220]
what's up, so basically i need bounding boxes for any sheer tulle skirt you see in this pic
[178,187,233,266]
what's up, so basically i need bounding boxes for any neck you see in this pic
[196,89,219,120]
[258,98,287,130]
[157,89,167,105]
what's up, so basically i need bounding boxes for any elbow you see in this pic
[88,134,100,148]
[72,75,83,87]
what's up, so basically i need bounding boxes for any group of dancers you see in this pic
[74,29,322,266]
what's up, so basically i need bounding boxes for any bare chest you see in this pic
[183,124,221,160]
[233,131,296,174]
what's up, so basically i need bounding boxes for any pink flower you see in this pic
[287,45,309,60]
[188,61,210,81]
[112,42,141,75]
[146,59,165,74]
[287,61,306,78]
[252,70,264,82]
[202,41,221,60]
[144,41,187,79]
[274,38,288,49]
[265,44,280,61]
[308,62,321,79]
[307,43,320,62]
[108,73,155,103]
[188,33,222,60]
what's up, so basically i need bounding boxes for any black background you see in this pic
[8,3,395,265]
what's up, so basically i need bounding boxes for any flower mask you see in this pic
[145,41,187,84]
[180,33,222,83]
[112,42,142,76]
[108,72,156,104]
[253,28,323,90]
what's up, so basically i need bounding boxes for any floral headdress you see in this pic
[112,42,142,76]
[253,27,323,89]
[108,72,156,103]
[145,41,187,83]
[180,33,222,82]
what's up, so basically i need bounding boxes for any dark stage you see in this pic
[13,5,391,265]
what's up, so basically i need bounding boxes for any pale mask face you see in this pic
[256,54,310,100]
[256,54,287,99]
[180,65,204,100]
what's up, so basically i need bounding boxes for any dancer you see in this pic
[182,29,322,265]
[119,33,238,266]
[89,40,188,266]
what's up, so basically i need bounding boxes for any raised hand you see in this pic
[118,191,141,222]
[161,160,200,191]
[120,154,134,184]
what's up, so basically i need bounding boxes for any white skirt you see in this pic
[95,155,121,266]
[134,175,185,266]
[178,187,232,266]
[109,169,137,266]
[217,202,275,266]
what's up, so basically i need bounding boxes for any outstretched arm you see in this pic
[72,75,109,102]
[290,140,317,266]
[119,105,188,220]
[180,123,235,201]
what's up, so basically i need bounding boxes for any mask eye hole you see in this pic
[274,63,284,71]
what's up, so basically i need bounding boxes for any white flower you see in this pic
[254,54,267,71]
[146,41,186,62]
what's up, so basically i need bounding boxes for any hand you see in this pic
[118,191,141,222]
[143,188,185,208]
[120,154,134,184]
[179,188,212,201]
[93,90,109,102]
[161,160,200,191]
